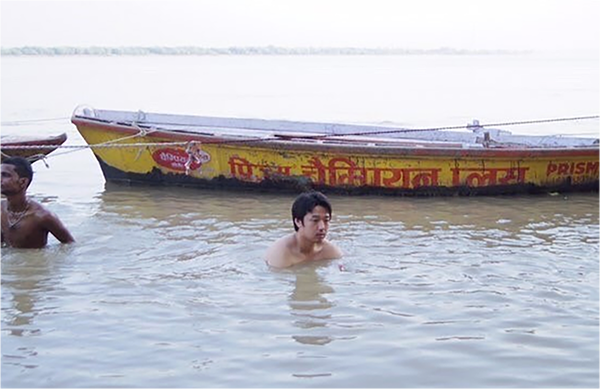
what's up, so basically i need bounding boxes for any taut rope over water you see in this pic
[1,114,598,163]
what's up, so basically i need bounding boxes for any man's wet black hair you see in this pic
[291,191,332,231]
[3,156,33,187]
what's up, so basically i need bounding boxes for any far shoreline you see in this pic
[1,46,532,57]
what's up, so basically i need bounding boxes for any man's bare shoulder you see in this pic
[322,240,343,259]
[265,234,296,268]
[27,200,57,219]
[31,201,73,239]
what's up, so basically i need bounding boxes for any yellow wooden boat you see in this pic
[71,106,599,195]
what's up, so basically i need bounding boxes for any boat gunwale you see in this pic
[0,132,69,162]
[71,116,600,159]
[1,132,68,146]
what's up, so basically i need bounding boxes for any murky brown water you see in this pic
[2,184,598,387]
[0,53,600,388]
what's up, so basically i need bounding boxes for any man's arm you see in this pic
[43,212,75,244]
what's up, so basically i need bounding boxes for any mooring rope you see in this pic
[316,115,600,138]
[1,117,71,126]
[2,114,598,164]
[107,114,599,137]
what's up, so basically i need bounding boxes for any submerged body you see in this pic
[266,193,343,268]
[1,158,74,249]
[265,229,343,268]
[1,198,73,249]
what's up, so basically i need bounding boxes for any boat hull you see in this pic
[72,118,599,196]
[1,133,68,162]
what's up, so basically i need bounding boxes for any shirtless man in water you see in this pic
[1,157,74,248]
[265,191,343,268]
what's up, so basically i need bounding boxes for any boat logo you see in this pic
[152,147,211,172]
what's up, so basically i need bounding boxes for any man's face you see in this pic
[297,205,331,242]
[1,164,26,196]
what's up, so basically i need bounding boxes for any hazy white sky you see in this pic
[1,0,598,50]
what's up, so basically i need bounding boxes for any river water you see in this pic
[1,53,599,387]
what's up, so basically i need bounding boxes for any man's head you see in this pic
[291,191,333,232]
[1,156,33,196]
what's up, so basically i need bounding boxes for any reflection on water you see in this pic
[2,249,66,337]
[289,265,335,346]
[1,187,598,388]
[1,247,73,376]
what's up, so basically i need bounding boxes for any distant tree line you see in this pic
[0,46,529,56]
